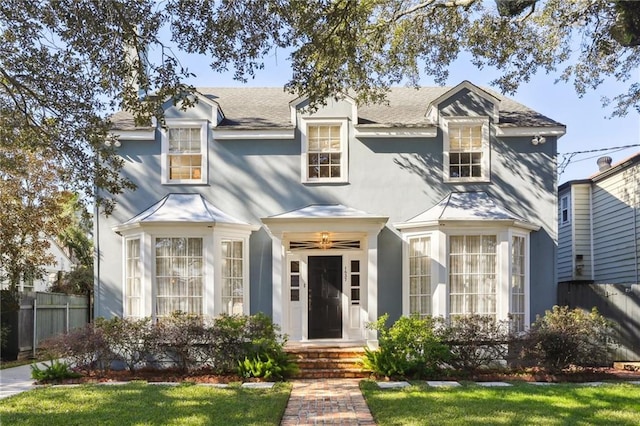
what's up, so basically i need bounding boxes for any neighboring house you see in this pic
[96,80,564,346]
[558,153,640,284]
[1,239,74,293]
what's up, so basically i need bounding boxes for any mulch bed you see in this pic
[45,368,246,385]
[453,366,640,383]
[43,365,640,385]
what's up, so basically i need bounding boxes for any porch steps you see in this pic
[285,346,371,379]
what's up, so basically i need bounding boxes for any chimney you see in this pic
[596,156,612,172]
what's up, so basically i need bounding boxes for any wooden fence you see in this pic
[9,292,89,358]
[558,282,640,361]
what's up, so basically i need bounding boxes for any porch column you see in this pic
[271,234,284,328]
[366,232,378,347]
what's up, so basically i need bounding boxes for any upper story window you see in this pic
[161,121,208,184]
[442,117,490,183]
[560,194,570,226]
[301,119,348,183]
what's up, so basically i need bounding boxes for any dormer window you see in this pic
[442,117,490,183]
[301,119,349,183]
[161,120,208,184]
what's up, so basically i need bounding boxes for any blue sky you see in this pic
[175,48,639,185]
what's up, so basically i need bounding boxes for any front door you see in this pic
[308,256,342,339]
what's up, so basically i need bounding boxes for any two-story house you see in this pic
[557,152,640,360]
[558,153,640,285]
[96,80,564,346]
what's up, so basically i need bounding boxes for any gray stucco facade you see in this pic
[96,81,564,343]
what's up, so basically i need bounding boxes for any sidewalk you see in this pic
[0,362,41,400]
[281,379,375,425]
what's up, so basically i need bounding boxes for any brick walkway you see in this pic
[281,379,376,425]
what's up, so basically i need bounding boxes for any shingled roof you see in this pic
[110,86,563,131]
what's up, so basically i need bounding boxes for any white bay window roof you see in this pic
[395,191,540,231]
[113,193,258,233]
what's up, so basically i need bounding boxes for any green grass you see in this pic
[0,381,292,425]
[361,380,640,426]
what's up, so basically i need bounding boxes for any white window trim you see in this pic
[214,231,251,316]
[560,194,570,226]
[153,236,206,317]
[123,235,143,318]
[400,225,531,326]
[300,118,349,183]
[160,120,209,185]
[509,231,530,331]
[402,231,436,317]
[442,116,490,183]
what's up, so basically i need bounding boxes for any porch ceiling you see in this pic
[261,204,388,235]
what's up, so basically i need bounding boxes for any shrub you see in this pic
[437,314,511,372]
[0,324,10,351]
[208,314,250,373]
[362,314,450,379]
[521,305,614,371]
[237,351,298,380]
[31,359,82,383]
[42,322,112,373]
[99,317,160,373]
[156,312,212,373]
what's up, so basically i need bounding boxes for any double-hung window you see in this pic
[560,195,570,226]
[155,237,204,316]
[124,238,142,317]
[443,117,490,182]
[511,235,526,331]
[221,240,244,315]
[162,121,208,184]
[409,236,432,317]
[302,120,348,183]
[449,235,497,319]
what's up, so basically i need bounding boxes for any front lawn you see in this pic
[361,381,640,426]
[0,381,291,426]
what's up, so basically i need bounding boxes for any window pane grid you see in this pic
[351,260,361,305]
[168,127,203,181]
[125,239,141,317]
[449,235,496,319]
[155,237,203,317]
[222,240,243,315]
[448,125,483,178]
[409,237,431,317]
[511,236,526,331]
[307,125,342,179]
[290,260,300,302]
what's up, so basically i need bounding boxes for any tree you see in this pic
[0,143,71,290]
[1,0,638,206]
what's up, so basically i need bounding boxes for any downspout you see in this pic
[634,183,639,284]
[589,185,595,280]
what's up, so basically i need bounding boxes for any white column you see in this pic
[433,229,448,318]
[498,230,510,322]
[271,234,284,328]
[142,233,153,318]
[366,232,378,347]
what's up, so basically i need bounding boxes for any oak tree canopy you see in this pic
[1,0,638,204]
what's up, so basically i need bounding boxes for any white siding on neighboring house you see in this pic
[571,184,592,280]
[557,188,573,281]
[592,163,640,283]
